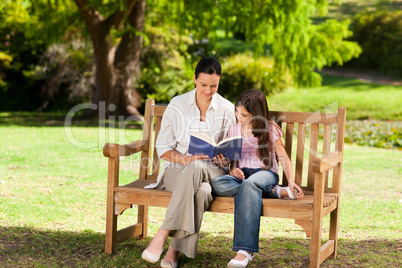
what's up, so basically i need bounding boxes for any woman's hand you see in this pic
[289,182,304,200]
[212,154,229,167]
[186,154,210,165]
[229,168,245,180]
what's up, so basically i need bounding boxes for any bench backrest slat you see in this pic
[142,100,346,195]
[323,124,333,188]
[295,123,306,186]
[307,123,319,187]
[282,122,294,185]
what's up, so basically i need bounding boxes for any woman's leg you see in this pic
[232,170,279,254]
[143,164,187,259]
[161,160,224,258]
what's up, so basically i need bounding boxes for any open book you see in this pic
[188,132,243,161]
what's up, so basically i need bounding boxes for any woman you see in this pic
[142,57,235,268]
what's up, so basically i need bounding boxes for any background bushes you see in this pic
[218,53,293,102]
[347,10,402,77]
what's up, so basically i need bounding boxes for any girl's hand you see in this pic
[213,154,229,167]
[187,154,210,165]
[229,168,245,180]
[289,182,304,200]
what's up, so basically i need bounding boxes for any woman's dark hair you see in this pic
[235,89,274,168]
[194,57,222,78]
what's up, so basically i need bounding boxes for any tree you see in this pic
[2,0,360,117]
[72,0,360,118]
[73,0,145,118]
[153,0,360,87]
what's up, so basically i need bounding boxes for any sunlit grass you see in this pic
[1,116,401,267]
[268,74,402,120]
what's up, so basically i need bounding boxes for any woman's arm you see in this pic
[275,139,304,199]
[160,150,210,165]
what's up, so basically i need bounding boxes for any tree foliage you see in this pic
[150,0,360,87]
[348,9,402,77]
[0,0,82,110]
[1,0,361,114]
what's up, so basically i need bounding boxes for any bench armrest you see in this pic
[312,151,343,173]
[103,140,148,158]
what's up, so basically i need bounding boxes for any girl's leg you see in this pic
[211,174,243,197]
[232,170,279,254]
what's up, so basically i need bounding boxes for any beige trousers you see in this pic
[160,160,225,258]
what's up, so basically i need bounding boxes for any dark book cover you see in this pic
[188,132,242,161]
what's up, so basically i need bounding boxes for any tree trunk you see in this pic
[74,0,145,120]
[111,0,145,120]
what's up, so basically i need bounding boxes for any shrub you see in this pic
[347,10,402,77]
[218,53,293,102]
[137,27,194,104]
[33,41,95,112]
[344,120,401,150]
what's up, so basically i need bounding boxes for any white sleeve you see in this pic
[155,107,177,158]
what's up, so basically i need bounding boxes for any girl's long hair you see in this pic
[235,89,275,168]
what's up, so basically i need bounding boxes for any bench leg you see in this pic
[105,202,117,254]
[329,207,340,259]
[309,217,322,268]
[105,157,119,254]
[138,205,148,239]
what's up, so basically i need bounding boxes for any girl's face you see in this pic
[235,105,252,126]
[194,72,220,102]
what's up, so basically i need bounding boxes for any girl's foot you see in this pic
[227,250,254,268]
[273,185,298,200]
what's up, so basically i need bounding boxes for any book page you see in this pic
[190,132,217,146]
[216,135,242,146]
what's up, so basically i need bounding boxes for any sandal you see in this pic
[273,185,298,200]
[227,250,254,268]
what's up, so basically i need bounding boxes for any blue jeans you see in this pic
[211,168,279,253]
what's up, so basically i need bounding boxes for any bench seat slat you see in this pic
[114,179,337,218]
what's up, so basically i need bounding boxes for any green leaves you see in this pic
[153,0,361,88]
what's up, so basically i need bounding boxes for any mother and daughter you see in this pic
[141,57,304,268]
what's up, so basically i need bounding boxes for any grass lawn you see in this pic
[1,102,401,267]
[268,74,402,121]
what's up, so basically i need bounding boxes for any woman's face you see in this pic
[194,72,220,101]
[235,105,252,126]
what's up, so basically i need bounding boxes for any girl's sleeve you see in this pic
[269,123,283,143]
[226,123,238,138]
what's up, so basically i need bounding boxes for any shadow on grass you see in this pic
[1,226,400,267]
[319,74,386,89]
[312,1,402,24]
[0,112,143,129]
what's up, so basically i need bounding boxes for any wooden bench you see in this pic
[103,99,346,267]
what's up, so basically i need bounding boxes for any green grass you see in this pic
[1,111,401,267]
[268,74,402,121]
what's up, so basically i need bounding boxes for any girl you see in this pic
[211,89,304,268]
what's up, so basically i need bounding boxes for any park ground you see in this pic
[0,70,401,267]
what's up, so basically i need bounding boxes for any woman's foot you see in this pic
[142,229,169,263]
[227,250,254,268]
[161,246,179,268]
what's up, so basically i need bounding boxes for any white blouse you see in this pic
[145,89,235,189]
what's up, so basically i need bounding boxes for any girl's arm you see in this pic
[228,160,245,179]
[274,139,304,199]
